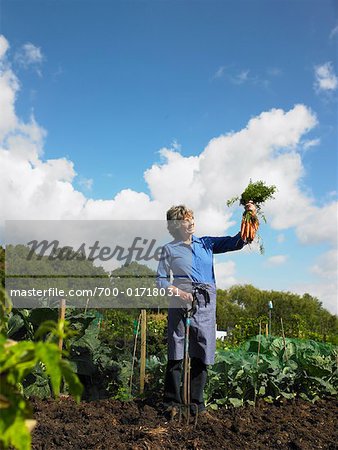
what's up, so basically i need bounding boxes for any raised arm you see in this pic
[205,201,257,254]
[204,233,246,254]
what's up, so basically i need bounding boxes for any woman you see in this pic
[156,203,256,417]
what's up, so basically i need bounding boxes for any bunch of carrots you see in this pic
[227,180,277,252]
[241,203,259,243]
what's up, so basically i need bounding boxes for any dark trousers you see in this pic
[163,358,207,412]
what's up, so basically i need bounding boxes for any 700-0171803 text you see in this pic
[9,287,181,298]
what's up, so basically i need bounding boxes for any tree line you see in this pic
[1,245,337,344]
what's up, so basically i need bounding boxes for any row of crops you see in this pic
[1,287,338,450]
[206,336,337,408]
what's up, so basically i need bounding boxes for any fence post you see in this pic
[140,309,147,394]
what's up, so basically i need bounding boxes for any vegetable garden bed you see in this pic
[31,396,337,450]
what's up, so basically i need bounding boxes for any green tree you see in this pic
[216,284,338,344]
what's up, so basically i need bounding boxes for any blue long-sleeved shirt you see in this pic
[156,232,245,290]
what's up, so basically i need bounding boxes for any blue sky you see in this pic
[0,0,337,313]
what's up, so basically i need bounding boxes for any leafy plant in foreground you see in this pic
[0,288,83,450]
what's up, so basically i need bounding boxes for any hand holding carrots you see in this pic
[241,201,259,243]
[227,180,277,253]
[245,200,257,215]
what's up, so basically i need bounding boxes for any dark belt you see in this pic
[192,282,212,307]
[176,281,212,317]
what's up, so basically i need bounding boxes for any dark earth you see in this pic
[31,397,337,450]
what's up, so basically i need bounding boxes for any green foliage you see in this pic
[0,337,82,450]
[111,261,156,278]
[145,354,167,393]
[58,309,120,400]
[113,386,134,401]
[5,243,111,308]
[99,309,135,350]
[231,316,269,346]
[7,306,165,401]
[8,308,59,341]
[111,353,167,400]
[111,352,167,401]
[146,313,167,356]
[0,281,11,335]
[5,244,108,278]
[205,336,338,409]
[0,287,83,450]
[226,179,277,214]
[100,310,167,397]
[110,262,166,309]
[216,285,338,345]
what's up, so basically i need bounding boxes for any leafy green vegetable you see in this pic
[204,336,338,409]
[0,337,83,450]
[0,288,83,450]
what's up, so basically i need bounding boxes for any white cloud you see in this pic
[15,42,44,76]
[329,25,338,39]
[310,249,337,280]
[212,66,252,84]
[314,62,338,92]
[212,65,273,89]
[0,35,337,311]
[78,177,93,191]
[214,260,238,288]
[17,43,43,65]
[212,66,225,79]
[80,190,162,220]
[302,138,320,150]
[294,201,338,246]
[276,233,285,243]
[52,65,64,81]
[265,254,288,266]
[292,249,338,314]
[234,69,250,84]
[292,280,337,315]
[0,35,9,60]
[2,60,328,240]
[267,67,282,77]
[144,147,202,209]
[0,68,19,141]
[228,68,252,85]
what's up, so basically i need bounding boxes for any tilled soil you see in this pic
[31,396,337,450]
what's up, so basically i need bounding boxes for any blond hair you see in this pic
[166,205,194,238]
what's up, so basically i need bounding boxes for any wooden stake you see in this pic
[129,313,141,396]
[58,298,66,354]
[281,317,288,360]
[257,321,262,366]
[139,309,147,394]
[84,298,90,313]
[265,323,268,337]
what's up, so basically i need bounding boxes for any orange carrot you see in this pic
[241,219,246,237]
[241,220,248,241]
